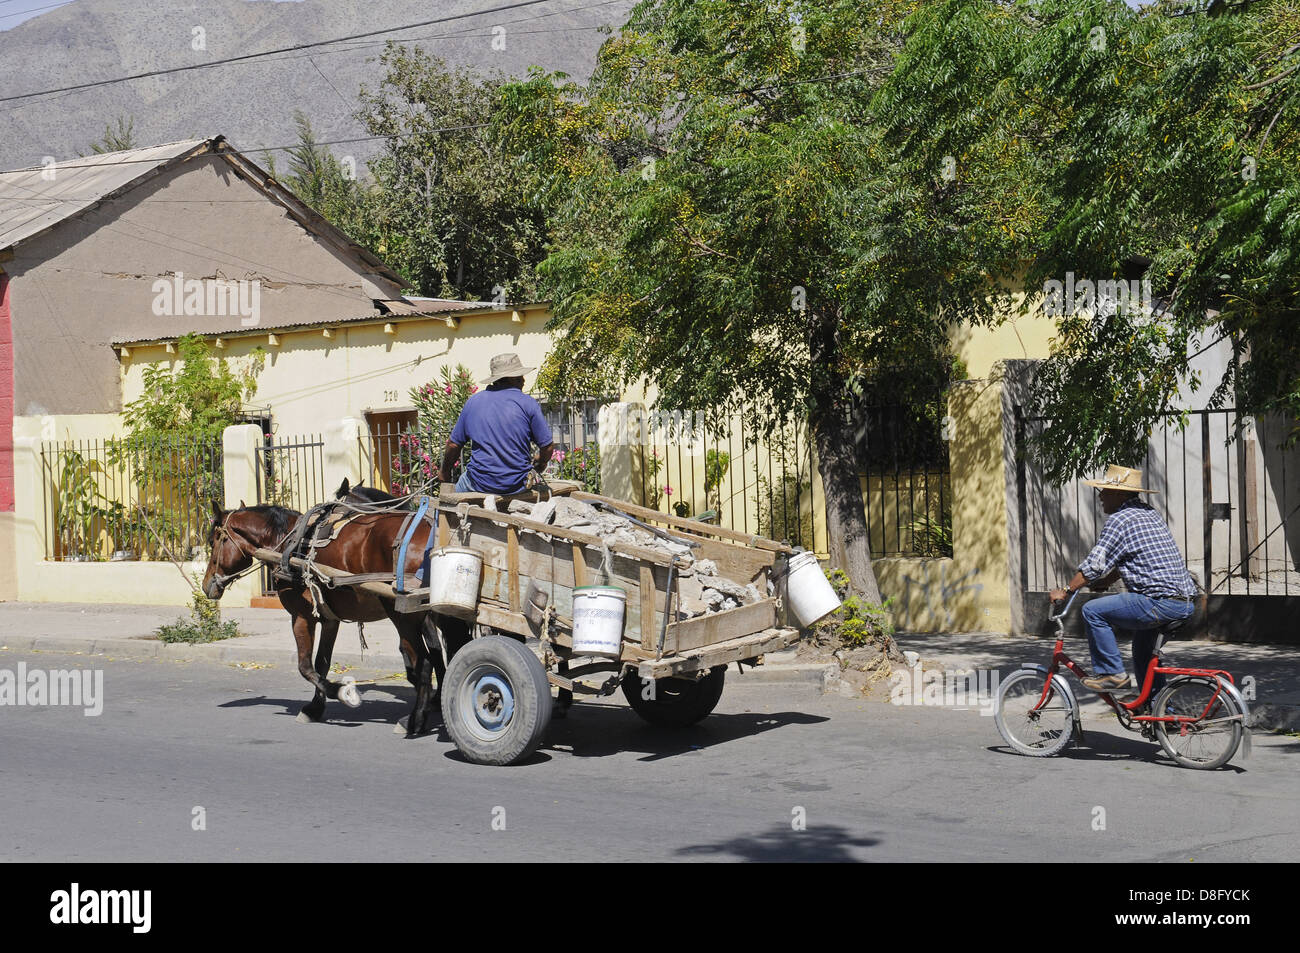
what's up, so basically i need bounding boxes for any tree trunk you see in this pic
[809,309,882,605]
[811,393,882,605]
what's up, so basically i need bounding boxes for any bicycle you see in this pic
[994,591,1251,769]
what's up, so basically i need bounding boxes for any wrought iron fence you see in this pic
[1017,408,1300,597]
[40,436,223,561]
[643,396,952,558]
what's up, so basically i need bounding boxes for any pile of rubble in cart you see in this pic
[506,496,768,619]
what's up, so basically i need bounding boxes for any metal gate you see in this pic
[1014,408,1300,641]
[255,435,327,595]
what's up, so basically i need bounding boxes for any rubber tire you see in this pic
[1152,677,1243,770]
[441,635,552,766]
[994,668,1076,757]
[621,666,726,728]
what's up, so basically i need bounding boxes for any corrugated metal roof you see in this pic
[108,300,505,347]
[0,139,209,251]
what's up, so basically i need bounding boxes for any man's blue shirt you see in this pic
[450,386,553,494]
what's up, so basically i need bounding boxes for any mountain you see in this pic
[0,0,635,171]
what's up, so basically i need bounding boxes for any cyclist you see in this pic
[1048,465,1198,696]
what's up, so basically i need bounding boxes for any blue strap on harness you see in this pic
[414,506,440,588]
[394,496,430,593]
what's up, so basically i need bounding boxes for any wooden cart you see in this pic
[264,487,804,765]
[401,489,804,764]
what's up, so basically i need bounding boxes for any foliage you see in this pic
[390,365,478,495]
[643,448,665,510]
[119,333,262,446]
[274,111,364,228]
[909,507,953,558]
[878,0,1300,479]
[704,448,731,510]
[54,449,107,557]
[112,333,262,557]
[84,115,135,155]
[754,471,814,549]
[548,443,601,493]
[278,50,548,301]
[816,569,896,650]
[156,587,241,643]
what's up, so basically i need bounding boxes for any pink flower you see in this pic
[663,485,673,497]
[470,386,478,393]
[445,385,452,394]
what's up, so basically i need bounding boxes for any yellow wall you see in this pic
[118,304,556,440]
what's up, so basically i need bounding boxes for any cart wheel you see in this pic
[620,666,726,728]
[441,635,552,766]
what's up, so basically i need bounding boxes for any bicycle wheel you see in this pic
[1152,677,1243,770]
[995,669,1075,757]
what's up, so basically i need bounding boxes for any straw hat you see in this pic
[1083,465,1156,494]
[480,352,535,385]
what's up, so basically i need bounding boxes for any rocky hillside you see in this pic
[0,0,634,170]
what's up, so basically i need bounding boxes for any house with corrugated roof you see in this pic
[0,137,557,604]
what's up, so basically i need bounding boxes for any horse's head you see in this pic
[202,501,297,600]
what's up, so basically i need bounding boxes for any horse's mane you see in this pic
[241,504,299,539]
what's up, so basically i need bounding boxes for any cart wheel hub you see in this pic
[472,674,514,732]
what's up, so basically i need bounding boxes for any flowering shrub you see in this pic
[390,364,477,496]
[548,443,600,493]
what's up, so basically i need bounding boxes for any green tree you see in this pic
[881,0,1300,479]
[112,334,263,555]
[351,45,549,300]
[86,115,136,155]
[500,0,1016,601]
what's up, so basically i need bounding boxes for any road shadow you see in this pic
[988,727,1249,772]
[217,684,447,737]
[542,703,828,762]
[674,823,878,862]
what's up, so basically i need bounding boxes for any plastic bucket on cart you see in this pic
[428,547,483,619]
[570,585,627,657]
[785,551,841,627]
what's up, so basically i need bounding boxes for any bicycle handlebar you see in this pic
[1048,588,1080,625]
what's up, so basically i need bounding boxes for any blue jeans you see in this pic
[454,470,525,495]
[1080,593,1195,695]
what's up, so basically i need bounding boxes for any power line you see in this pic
[0,0,566,104]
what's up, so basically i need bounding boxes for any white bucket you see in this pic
[785,551,841,627]
[570,585,627,657]
[428,547,483,619]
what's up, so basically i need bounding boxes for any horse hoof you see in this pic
[393,717,407,735]
[296,710,323,725]
[339,677,362,709]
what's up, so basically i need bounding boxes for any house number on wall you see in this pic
[383,390,399,403]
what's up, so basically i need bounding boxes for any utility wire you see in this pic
[0,0,564,104]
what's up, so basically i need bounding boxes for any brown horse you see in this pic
[201,500,471,735]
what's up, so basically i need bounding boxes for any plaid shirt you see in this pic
[1078,498,1196,598]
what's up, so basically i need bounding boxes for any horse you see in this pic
[201,499,471,736]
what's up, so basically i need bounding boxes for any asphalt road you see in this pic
[2,648,1297,862]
